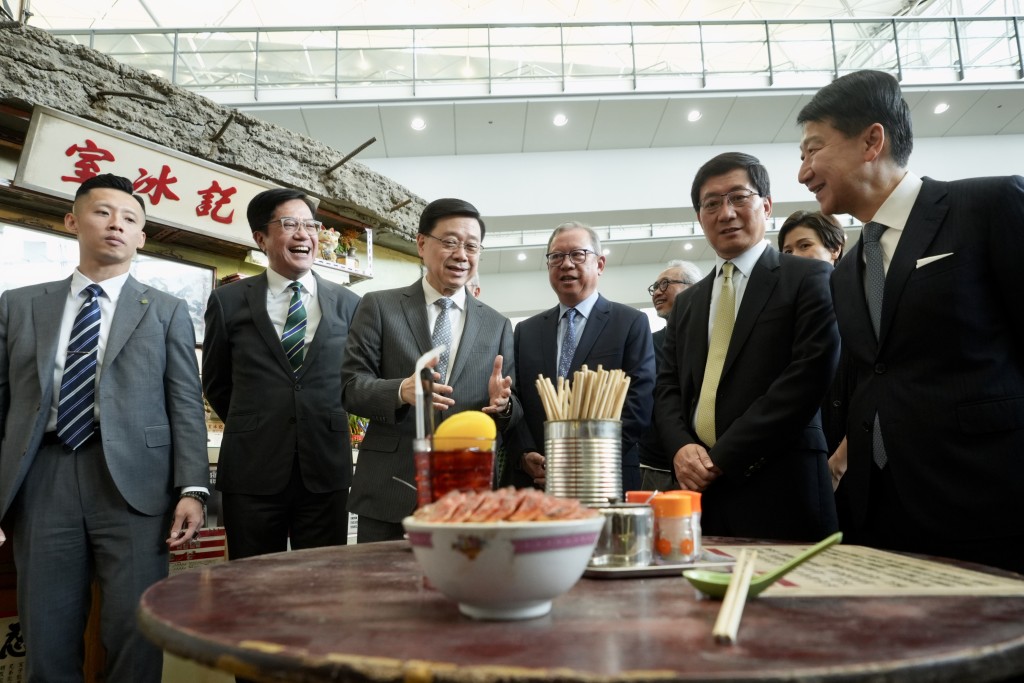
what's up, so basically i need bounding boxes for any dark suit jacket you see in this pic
[833,175,1024,541]
[203,271,360,495]
[341,280,522,524]
[655,246,839,541]
[0,275,208,519]
[507,294,655,487]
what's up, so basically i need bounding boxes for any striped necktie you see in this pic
[695,262,735,447]
[282,282,307,375]
[56,284,103,450]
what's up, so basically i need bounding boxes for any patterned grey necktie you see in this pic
[862,221,889,468]
[56,284,103,450]
[558,307,578,379]
[431,297,454,382]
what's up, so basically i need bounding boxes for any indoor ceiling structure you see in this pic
[11,0,1024,276]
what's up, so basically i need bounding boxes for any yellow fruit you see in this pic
[434,410,496,451]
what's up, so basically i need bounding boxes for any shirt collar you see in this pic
[715,238,769,278]
[72,269,130,303]
[267,267,317,297]
[870,171,923,232]
[422,277,467,311]
[559,290,600,319]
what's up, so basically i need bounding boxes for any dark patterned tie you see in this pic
[558,307,578,379]
[282,282,307,375]
[56,284,103,450]
[431,297,454,382]
[862,221,889,468]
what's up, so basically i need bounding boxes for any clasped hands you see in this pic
[400,354,513,414]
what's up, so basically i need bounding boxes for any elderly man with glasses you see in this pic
[503,221,655,493]
[203,188,362,566]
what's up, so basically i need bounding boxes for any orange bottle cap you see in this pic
[651,493,692,517]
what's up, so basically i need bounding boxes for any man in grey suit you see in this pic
[203,188,361,560]
[0,174,209,682]
[342,198,522,542]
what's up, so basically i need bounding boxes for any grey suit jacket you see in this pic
[341,279,522,523]
[203,271,360,495]
[0,275,208,519]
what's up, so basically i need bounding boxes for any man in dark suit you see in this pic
[0,174,208,682]
[656,153,839,541]
[203,188,361,559]
[508,222,656,493]
[797,70,1024,573]
[341,198,521,542]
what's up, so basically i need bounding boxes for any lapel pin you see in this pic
[140,298,149,304]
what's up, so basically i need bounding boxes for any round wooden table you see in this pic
[139,541,1024,683]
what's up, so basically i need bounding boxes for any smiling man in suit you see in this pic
[0,173,208,682]
[203,188,361,561]
[341,197,521,542]
[508,222,656,493]
[655,153,839,542]
[797,70,1024,573]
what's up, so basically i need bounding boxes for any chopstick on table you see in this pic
[712,549,758,645]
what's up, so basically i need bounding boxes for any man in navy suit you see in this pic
[507,222,655,493]
[797,70,1024,573]
[655,153,839,541]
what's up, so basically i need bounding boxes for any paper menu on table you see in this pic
[706,544,1024,597]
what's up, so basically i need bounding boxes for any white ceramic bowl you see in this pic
[402,515,605,620]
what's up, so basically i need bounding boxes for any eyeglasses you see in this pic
[698,190,761,213]
[545,249,596,267]
[423,232,483,255]
[647,279,689,296]
[267,217,323,235]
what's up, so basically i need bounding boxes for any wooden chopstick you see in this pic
[712,549,758,645]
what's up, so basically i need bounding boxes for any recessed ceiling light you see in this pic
[684,243,694,251]
[933,103,950,114]
[410,117,426,131]
[517,253,526,261]
[602,248,610,256]
[553,113,569,127]
[687,110,702,122]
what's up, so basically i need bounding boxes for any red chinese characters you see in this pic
[196,181,237,224]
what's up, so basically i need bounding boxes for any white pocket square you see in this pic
[916,253,953,268]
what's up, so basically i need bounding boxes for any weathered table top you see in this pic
[139,540,1024,683]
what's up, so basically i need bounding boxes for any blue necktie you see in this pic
[282,282,307,375]
[56,284,103,450]
[558,308,578,379]
[432,297,454,382]
[862,222,888,468]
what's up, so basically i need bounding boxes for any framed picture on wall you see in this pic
[0,221,216,342]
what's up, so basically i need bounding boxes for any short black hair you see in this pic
[418,198,485,240]
[778,210,847,262]
[76,173,145,212]
[690,152,771,210]
[248,188,316,234]
[797,70,914,167]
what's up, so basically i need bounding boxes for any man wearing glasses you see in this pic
[506,221,655,493]
[341,198,521,542]
[203,188,361,562]
[655,153,839,542]
[648,260,703,367]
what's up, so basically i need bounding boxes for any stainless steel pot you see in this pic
[589,503,654,568]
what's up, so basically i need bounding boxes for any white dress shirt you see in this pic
[707,239,770,342]
[265,268,322,341]
[423,277,467,373]
[863,171,924,275]
[557,290,600,364]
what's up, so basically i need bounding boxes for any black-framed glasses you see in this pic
[545,249,596,267]
[423,232,483,255]
[267,217,322,235]
[698,190,761,213]
[647,279,688,296]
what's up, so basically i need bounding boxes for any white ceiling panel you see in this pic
[454,101,528,155]
[945,89,1024,137]
[714,93,804,145]
[652,97,737,147]
[909,90,986,137]
[377,103,456,157]
[588,99,668,150]
[522,100,600,153]
[302,106,386,158]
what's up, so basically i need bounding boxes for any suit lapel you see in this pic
[299,272,333,376]
[541,305,561,380]
[687,273,714,389]
[401,281,433,356]
[833,240,877,353]
[246,273,295,377]
[448,289,480,386]
[33,278,72,398]
[103,276,148,372]
[724,248,779,376]
[879,178,948,345]
[571,295,610,372]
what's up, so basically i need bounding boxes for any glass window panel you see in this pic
[337,48,413,82]
[175,50,256,87]
[770,22,835,73]
[959,19,1017,67]
[563,44,632,76]
[490,45,563,79]
[337,29,413,49]
[258,30,335,50]
[562,25,632,45]
[632,24,702,44]
[416,47,490,81]
[489,26,561,47]
[634,43,703,75]
[413,27,488,48]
